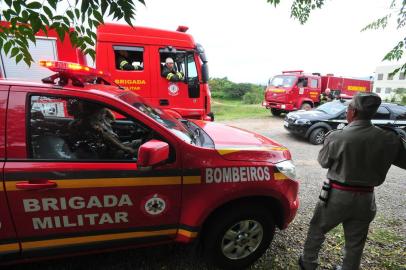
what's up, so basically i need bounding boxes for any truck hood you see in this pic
[265,87,288,102]
[193,121,291,163]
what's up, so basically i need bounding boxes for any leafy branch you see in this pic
[0,0,144,65]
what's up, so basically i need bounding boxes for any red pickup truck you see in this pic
[0,61,299,269]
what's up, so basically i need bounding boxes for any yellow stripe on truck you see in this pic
[0,243,19,253]
[217,146,288,156]
[270,89,285,93]
[22,229,177,250]
[178,229,198,238]
[5,176,181,191]
[347,86,367,91]
[183,176,201,185]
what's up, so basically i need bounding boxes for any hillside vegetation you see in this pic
[209,77,271,120]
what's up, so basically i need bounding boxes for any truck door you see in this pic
[155,47,203,118]
[0,86,20,260]
[101,44,152,100]
[308,77,320,103]
[4,88,181,257]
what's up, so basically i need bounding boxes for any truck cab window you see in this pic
[113,46,144,71]
[29,95,152,161]
[297,78,308,87]
[310,79,318,88]
[187,54,198,79]
[159,49,186,81]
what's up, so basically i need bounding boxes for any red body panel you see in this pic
[0,85,20,258]
[0,85,8,159]
[321,76,372,96]
[264,71,372,112]
[179,145,299,237]
[0,78,298,263]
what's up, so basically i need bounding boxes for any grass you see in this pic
[211,98,270,120]
[320,218,406,270]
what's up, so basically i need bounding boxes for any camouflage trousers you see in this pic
[301,189,376,270]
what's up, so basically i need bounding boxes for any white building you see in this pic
[373,64,406,100]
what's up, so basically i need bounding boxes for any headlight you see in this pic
[294,119,311,125]
[275,160,296,180]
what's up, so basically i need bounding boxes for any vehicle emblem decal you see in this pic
[168,83,179,96]
[143,194,167,216]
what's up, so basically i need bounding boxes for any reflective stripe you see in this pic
[119,60,129,69]
[5,176,183,190]
[22,229,177,250]
[176,72,184,79]
[167,73,174,80]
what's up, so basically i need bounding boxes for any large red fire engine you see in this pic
[0,61,298,269]
[263,70,372,116]
[0,22,213,121]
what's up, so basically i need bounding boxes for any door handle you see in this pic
[16,181,57,190]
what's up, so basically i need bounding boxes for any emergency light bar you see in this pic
[282,70,304,74]
[39,60,111,87]
[39,60,105,76]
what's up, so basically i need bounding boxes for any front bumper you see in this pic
[283,121,310,138]
[263,101,296,111]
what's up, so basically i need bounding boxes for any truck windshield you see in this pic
[118,92,193,144]
[316,100,347,115]
[269,75,296,88]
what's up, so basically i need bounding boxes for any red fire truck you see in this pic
[263,70,372,116]
[0,22,213,121]
[0,61,298,269]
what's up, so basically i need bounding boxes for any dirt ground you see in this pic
[10,116,406,270]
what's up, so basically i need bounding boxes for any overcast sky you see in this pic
[132,0,404,84]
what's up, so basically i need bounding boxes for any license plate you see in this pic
[284,121,289,127]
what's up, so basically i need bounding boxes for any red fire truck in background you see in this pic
[262,70,372,116]
[0,22,213,121]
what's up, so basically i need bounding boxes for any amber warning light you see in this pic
[39,60,107,77]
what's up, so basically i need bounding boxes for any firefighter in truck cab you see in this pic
[0,60,299,270]
[161,57,184,82]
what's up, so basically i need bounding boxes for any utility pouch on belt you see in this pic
[319,180,331,206]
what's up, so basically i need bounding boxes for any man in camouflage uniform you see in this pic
[68,100,139,159]
[299,92,406,270]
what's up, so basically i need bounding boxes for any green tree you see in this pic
[0,0,143,65]
[267,0,406,75]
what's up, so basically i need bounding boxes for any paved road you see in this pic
[10,116,406,270]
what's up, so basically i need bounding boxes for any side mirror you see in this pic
[137,140,169,170]
[201,63,209,83]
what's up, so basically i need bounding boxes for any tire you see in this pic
[271,108,282,116]
[300,103,312,111]
[309,128,327,145]
[203,205,275,270]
